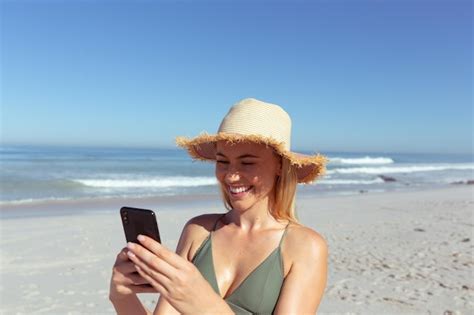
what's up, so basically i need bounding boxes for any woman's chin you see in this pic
[229,197,269,213]
[229,201,250,212]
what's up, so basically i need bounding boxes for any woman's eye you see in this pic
[216,160,229,164]
[242,162,255,165]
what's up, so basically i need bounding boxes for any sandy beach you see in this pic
[0,186,472,314]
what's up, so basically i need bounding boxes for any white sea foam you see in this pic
[327,164,474,175]
[319,178,385,185]
[0,197,72,206]
[74,176,217,188]
[0,193,178,206]
[329,156,394,165]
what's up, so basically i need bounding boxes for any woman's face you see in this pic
[215,141,281,212]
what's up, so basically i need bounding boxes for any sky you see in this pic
[1,0,472,154]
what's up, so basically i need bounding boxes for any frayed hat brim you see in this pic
[176,132,328,184]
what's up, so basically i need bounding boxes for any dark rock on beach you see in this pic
[378,175,397,182]
[450,180,474,185]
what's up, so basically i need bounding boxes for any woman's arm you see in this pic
[111,294,152,315]
[150,214,234,315]
[273,227,328,314]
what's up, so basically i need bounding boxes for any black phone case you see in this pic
[120,207,161,244]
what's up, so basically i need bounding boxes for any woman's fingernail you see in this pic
[137,235,145,242]
[127,251,136,258]
[127,242,135,249]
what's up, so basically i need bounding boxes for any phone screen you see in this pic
[120,207,161,244]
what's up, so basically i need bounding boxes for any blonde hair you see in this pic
[272,157,299,223]
[218,154,300,224]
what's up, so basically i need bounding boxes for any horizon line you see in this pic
[1,142,472,156]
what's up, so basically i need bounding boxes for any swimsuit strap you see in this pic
[212,213,226,232]
[278,222,291,247]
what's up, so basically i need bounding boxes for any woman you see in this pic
[109,98,329,314]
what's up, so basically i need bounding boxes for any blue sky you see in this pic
[1,0,472,154]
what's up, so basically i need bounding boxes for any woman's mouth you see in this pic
[228,185,253,197]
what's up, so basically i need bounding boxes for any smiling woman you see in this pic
[215,142,283,216]
[109,98,329,315]
[217,145,300,224]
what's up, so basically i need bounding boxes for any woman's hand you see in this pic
[109,247,157,301]
[126,235,232,315]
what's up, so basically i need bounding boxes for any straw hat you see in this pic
[176,98,328,183]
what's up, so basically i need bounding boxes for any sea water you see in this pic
[1,145,472,205]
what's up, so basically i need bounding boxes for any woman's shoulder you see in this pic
[184,213,224,233]
[285,223,328,262]
[178,213,224,261]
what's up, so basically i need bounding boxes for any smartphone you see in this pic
[120,206,161,244]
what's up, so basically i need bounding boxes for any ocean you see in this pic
[0,145,472,205]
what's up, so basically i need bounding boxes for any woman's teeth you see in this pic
[229,186,252,194]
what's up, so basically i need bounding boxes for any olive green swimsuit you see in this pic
[192,214,290,314]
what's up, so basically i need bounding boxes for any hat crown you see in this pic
[217,98,292,150]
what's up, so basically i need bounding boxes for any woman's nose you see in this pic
[225,171,241,182]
